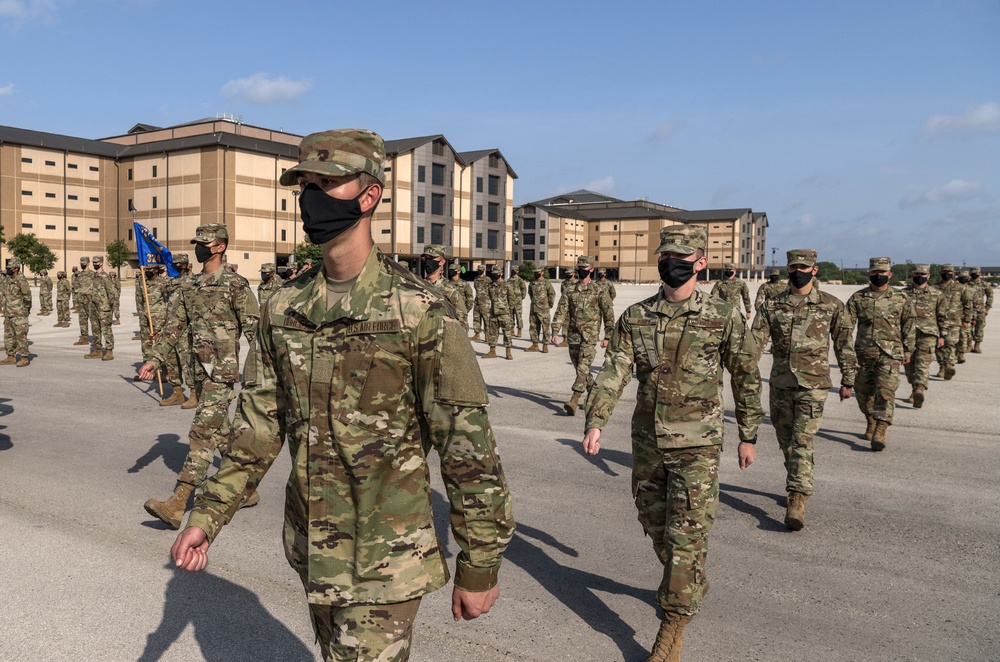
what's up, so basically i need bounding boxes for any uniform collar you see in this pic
[287,245,381,324]
[651,287,703,316]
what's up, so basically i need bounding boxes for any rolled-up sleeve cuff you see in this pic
[186,511,223,544]
[455,562,499,592]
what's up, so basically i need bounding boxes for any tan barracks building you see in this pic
[0,117,516,277]
[514,190,769,281]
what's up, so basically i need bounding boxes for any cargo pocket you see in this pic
[463,493,499,564]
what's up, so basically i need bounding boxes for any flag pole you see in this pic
[131,208,163,396]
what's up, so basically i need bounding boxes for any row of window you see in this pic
[415,224,448,245]
[515,218,546,230]
[21,223,99,233]
[516,250,545,262]
[21,157,99,172]
[22,191,100,202]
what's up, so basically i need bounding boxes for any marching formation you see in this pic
[1,127,993,662]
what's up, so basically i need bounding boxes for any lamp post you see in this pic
[634,233,644,283]
[291,190,300,267]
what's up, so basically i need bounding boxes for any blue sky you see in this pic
[2,0,997,267]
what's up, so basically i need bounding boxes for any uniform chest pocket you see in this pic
[680,320,724,373]
[335,339,413,440]
[629,319,659,370]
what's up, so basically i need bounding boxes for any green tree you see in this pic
[106,239,130,273]
[518,260,537,280]
[294,241,323,267]
[815,261,841,282]
[7,233,57,273]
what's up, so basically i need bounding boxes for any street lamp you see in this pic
[291,190,300,267]
[634,233,644,283]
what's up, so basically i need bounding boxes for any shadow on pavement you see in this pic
[128,433,186,475]
[554,437,630,477]
[814,427,870,452]
[486,384,565,415]
[719,483,786,532]
[0,397,11,451]
[138,562,314,662]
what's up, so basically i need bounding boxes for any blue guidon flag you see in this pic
[133,221,179,277]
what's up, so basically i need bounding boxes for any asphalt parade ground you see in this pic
[1,283,997,662]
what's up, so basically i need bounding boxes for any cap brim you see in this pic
[787,261,814,268]
[279,161,359,187]
[653,243,697,255]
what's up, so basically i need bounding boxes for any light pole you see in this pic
[634,233,644,283]
[291,190,299,267]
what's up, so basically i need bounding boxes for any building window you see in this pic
[45,224,56,230]
[417,196,425,213]
[523,234,535,245]
[416,226,425,244]
[431,193,445,216]
[152,197,158,209]
[417,165,425,182]
[432,141,445,157]
[612,239,617,246]
[127,229,133,241]
[22,190,32,196]
[523,217,535,230]
[89,166,98,172]
[514,220,520,230]
[432,163,446,186]
[489,154,500,168]
[594,240,599,246]
[488,230,498,250]
[431,223,444,245]
[45,160,56,166]
[69,226,78,232]
[382,197,391,203]
[90,197,99,202]
[46,192,56,198]
[612,255,616,261]
[476,177,483,193]
[539,251,545,260]
[127,168,132,180]
[384,166,392,173]
[540,236,545,244]
[488,175,499,195]
[21,157,32,163]
[476,205,483,221]
[68,163,78,169]
[523,249,535,261]
[540,219,546,229]
[488,203,499,222]
[90,227,100,233]
[514,251,519,261]
[475,232,483,249]
[381,229,391,234]
[68,194,78,201]
[281,199,287,211]
[22,223,33,228]
[281,229,287,241]
[152,165,158,178]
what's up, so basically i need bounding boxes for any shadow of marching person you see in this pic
[138,562,315,662]
[554,437,631,477]
[128,433,187,475]
[0,397,12,451]
[486,384,566,415]
[718,482,787,532]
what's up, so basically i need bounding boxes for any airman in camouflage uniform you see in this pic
[139,223,259,529]
[70,265,79,312]
[710,262,751,318]
[472,265,489,340]
[754,269,787,311]
[257,263,284,308]
[482,264,518,360]
[751,249,857,530]
[419,244,448,296]
[83,256,116,360]
[968,266,992,353]
[552,256,615,415]
[169,129,513,662]
[594,267,617,301]
[136,266,167,361]
[554,270,579,346]
[956,270,977,363]
[38,270,53,315]
[108,272,122,323]
[583,225,762,661]
[1,258,32,367]
[159,253,198,407]
[55,271,71,327]
[442,260,475,330]
[508,270,527,337]
[902,264,947,408]
[525,268,555,353]
[73,257,94,347]
[846,257,915,451]
[932,264,963,380]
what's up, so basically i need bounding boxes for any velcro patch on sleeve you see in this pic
[437,319,489,406]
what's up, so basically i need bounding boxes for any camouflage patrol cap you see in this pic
[80,256,90,264]
[278,129,386,187]
[911,263,931,274]
[958,269,970,278]
[173,253,190,265]
[724,262,736,270]
[477,264,485,272]
[786,249,817,267]
[868,257,892,271]
[92,255,104,264]
[488,264,503,276]
[57,271,66,277]
[654,225,707,255]
[576,255,595,267]
[970,266,981,275]
[261,262,275,272]
[940,263,955,272]
[421,244,447,259]
[596,267,607,276]
[191,223,229,244]
[6,257,21,268]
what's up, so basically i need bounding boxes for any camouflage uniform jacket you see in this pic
[186,247,514,606]
[594,279,617,301]
[586,288,763,448]
[508,275,527,301]
[57,277,71,302]
[932,281,966,326]
[421,275,447,298]
[71,270,80,296]
[90,272,116,310]
[971,279,993,311]
[0,274,7,311]
[528,278,556,311]
[751,287,857,389]
[148,267,259,384]
[754,281,787,310]
[485,280,519,318]
[846,287,916,360]
[2,274,31,316]
[473,274,490,308]
[75,270,95,303]
[710,278,751,313]
[560,275,578,295]
[257,275,285,307]
[551,280,616,345]
[442,279,474,318]
[960,284,977,322]
[903,285,948,339]
[138,277,169,329]
[41,275,53,297]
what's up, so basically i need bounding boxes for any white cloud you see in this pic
[923,102,1000,135]
[0,0,56,21]
[799,214,816,229]
[583,176,616,194]
[648,120,683,143]
[0,83,13,95]
[221,73,311,105]
[900,179,983,208]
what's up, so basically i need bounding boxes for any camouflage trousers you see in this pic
[473,304,489,335]
[177,378,235,487]
[57,298,71,323]
[111,297,120,321]
[958,324,971,354]
[511,302,523,332]
[3,315,29,357]
[568,341,598,394]
[77,296,93,338]
[309,598,421,662]
[632,440,720,616]
[87,303,114,350]
[528,307,552,344]
[906,333,938,388]
[935,323,960,367]
[39,289,53,313]
[487,313,513,348]
[769,386,828,496]
[855,352,901,424]
[164,335,195,389]
[971,310,987,343]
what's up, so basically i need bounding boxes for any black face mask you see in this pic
[488,273,501,282]
[768,275,780,283]
[958,276,970,284]
[971,274,980,280]
[870,273,890,287]
[577,267,591,280]
[447,269,459,279]
[421,257,441,277]
[4,269,13,277]
[941,272,954,281]
[658,257,697,288]
[299,183,368,245]
[194,243,215,263]
[261,273,273,282]
[724,270,735,278]
[912,275,929,286]
[535,273,544,280]
[789,270,813,289]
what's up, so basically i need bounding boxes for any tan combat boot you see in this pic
[944,364,956,380]
[16,357,29,368]
[84,348,103,359]
[934,365,946,379]
[482,346,498,359]
[143,482,196,529]
[864,416,877,441]
[785,492,808,531]
[102,349,114,361]
[541,343,549,353]
[160,390,185,407]
[871,421,888,452]
[647,612,693,662]
[563,392,581,416]
[904,391,914,404]
[0,355,16,366]
[505,347,513,360]
[74,336,90,346]
[181,392,200,409]
[525,343,540,352]
[956,351,965,364]
[912,385,925,409]
[557,338,569,347]
[472,332,482,341]
[132,335,142,341]
[972,341,982,354]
